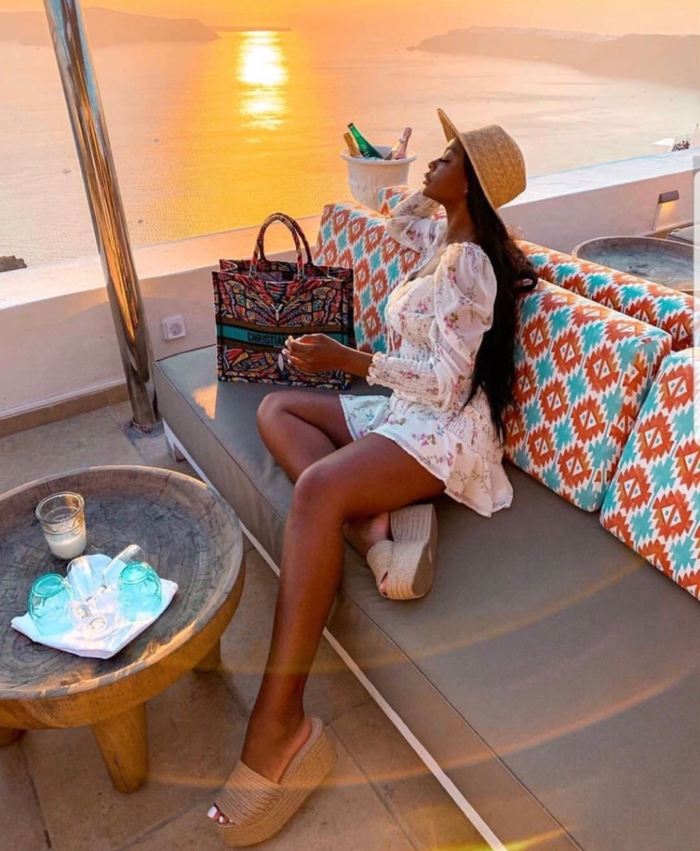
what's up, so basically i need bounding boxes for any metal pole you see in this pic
[43,0,159,431]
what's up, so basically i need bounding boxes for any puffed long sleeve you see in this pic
[385,190,445,253]
[367,243,497,412]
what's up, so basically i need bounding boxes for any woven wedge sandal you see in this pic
[211,717,337,847]
[366,504,438,600]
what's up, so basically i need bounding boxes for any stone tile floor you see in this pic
[0,403,485,851]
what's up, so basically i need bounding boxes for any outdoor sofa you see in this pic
[154,193,699,851]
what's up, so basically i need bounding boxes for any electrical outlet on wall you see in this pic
[162,315,187,341]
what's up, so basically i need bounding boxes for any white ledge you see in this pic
[0,214,324,308]
[514,148,697,202]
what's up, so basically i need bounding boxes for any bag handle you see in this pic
[250,212,314,279]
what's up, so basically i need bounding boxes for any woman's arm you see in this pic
[283,335,372,378]
[388,190,442,220]
[344,347,373,378]
[385,191,444,253]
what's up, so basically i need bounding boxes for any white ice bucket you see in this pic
[341,145,418,211]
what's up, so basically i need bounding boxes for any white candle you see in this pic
[45,527,87,560]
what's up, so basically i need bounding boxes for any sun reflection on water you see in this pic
[238,33,288,130]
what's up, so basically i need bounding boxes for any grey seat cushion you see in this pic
[155,346,699,851]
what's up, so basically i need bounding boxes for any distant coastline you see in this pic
[411,27,699,88]
[0,7,218,47]
[213,27,292,33]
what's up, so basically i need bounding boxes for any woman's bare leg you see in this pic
[214,434,445,818]
[256,390,391,554]
[256,390,353,481]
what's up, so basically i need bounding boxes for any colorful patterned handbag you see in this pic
[214,213,354,389]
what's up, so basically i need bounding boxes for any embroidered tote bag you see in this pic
[213,213,354,389]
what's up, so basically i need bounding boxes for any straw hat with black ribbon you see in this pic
[437,108,526,214]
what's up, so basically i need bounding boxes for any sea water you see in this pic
[0,30,696,267]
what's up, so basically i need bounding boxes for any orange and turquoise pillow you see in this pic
[377,185,413,217]
[316,203,422,353]
[600,348,700,600]
[519,240,695,352]
[504,281,673,512]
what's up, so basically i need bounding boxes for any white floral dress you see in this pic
[340,192,513,516]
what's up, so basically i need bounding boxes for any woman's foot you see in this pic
[208,716,313,826]
[208,718,337,845]
[343,512,391,557]
[366,505,438,600]
[344,512,392,594]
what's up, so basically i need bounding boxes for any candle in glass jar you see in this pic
[36,492,87,561]
[46,526,87,560]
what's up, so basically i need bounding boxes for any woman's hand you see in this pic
[282,334,349,375]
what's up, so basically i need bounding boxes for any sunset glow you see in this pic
[238,33,288,129]
[239,34,287,90]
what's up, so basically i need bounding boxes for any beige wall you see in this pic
[2,270,215,415]
[0,221,314,418]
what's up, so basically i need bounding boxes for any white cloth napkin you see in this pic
[12,554,178,660]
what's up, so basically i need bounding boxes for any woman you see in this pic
[208,109,537,846]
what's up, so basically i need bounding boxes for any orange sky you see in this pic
[1,0,698,37]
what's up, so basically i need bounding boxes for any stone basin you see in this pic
[572,236,694,293]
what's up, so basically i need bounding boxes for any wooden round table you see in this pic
[0,466,245,793]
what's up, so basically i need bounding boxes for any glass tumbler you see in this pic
[66,556,115,639]
[118,563,162,622]
[66,555,96,601]
[102,545,147,588]
[35,492,86,560]
[28,574,74,635]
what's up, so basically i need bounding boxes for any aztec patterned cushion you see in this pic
[315,203,423,353]
[504,281,673,512]
[377,185,413,217]
[519,240,696,352]
[600,348,700,600]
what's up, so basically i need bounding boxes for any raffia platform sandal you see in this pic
[366,504,438,600]
[209,717,337,847]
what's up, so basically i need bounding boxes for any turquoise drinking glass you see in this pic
[28,574,74,635]
[117,563,162,622]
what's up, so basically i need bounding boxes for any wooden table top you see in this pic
[0,466,244,704]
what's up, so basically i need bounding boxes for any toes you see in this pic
[207,805,231,825]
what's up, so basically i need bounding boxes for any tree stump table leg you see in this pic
[91,703,148,793]
[194,639,221,673]
[0,727,25,747]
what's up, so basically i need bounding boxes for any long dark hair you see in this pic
[463,152,537,441]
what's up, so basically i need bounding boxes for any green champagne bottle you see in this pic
[348,123,383,160]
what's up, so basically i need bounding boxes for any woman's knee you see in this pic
[292,460,347,519]
[256,391,290,433]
